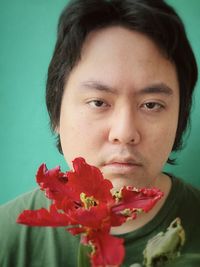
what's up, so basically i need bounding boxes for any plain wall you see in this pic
[0,0,199,204]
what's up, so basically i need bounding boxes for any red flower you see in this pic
[17,157,163,267]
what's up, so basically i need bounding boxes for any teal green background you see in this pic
[0,1,199,204]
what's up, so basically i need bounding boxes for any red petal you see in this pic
[66,158,113,203]
[71,204,110,230]
[109,211,128,227]
[88,231,125,267]
[36,164,69,202]
[112,187,163,217]
[17,204,71,227]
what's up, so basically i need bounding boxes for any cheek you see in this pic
[59,113,105,164]
[147,123,177,165]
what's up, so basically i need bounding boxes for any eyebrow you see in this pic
[81,80,174,96]
[81,80,116,93]
[138,83,173,96]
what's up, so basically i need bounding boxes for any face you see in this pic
[58,26,179,190]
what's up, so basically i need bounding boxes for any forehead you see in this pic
[66,26,178,96]
[81,26,167,64]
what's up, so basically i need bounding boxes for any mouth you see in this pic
[102,158,142,175]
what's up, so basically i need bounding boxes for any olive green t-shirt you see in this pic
[0,176,200,267]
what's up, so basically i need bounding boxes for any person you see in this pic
[0,0,200,266]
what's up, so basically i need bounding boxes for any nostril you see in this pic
[112,138,135,144]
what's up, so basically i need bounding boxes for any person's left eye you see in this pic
[141,102,165,112]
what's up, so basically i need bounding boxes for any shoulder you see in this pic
[0,189,49,242]
[0,190,80,267]
[0,189,49,248]
[0,189,50,223]
[173,177,200,205]
[0,188,51,209]
[170,177,200,218]
[170,177,200,253]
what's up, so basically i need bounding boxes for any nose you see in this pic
[108,107,141,145]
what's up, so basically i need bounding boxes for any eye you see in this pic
[142,102,165,112]
[87,99,109,109]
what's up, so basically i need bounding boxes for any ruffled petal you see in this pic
[112,187,163,217]
[89,231,125,267]
[66,158,113,203]
[36,164,69,202]
[16,204,70,227]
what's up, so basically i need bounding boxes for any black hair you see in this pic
[46,0,198,164]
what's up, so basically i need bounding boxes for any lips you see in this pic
[104,157,142,166]
[102,157,142,174]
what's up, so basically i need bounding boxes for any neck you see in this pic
[110,173,171,235]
